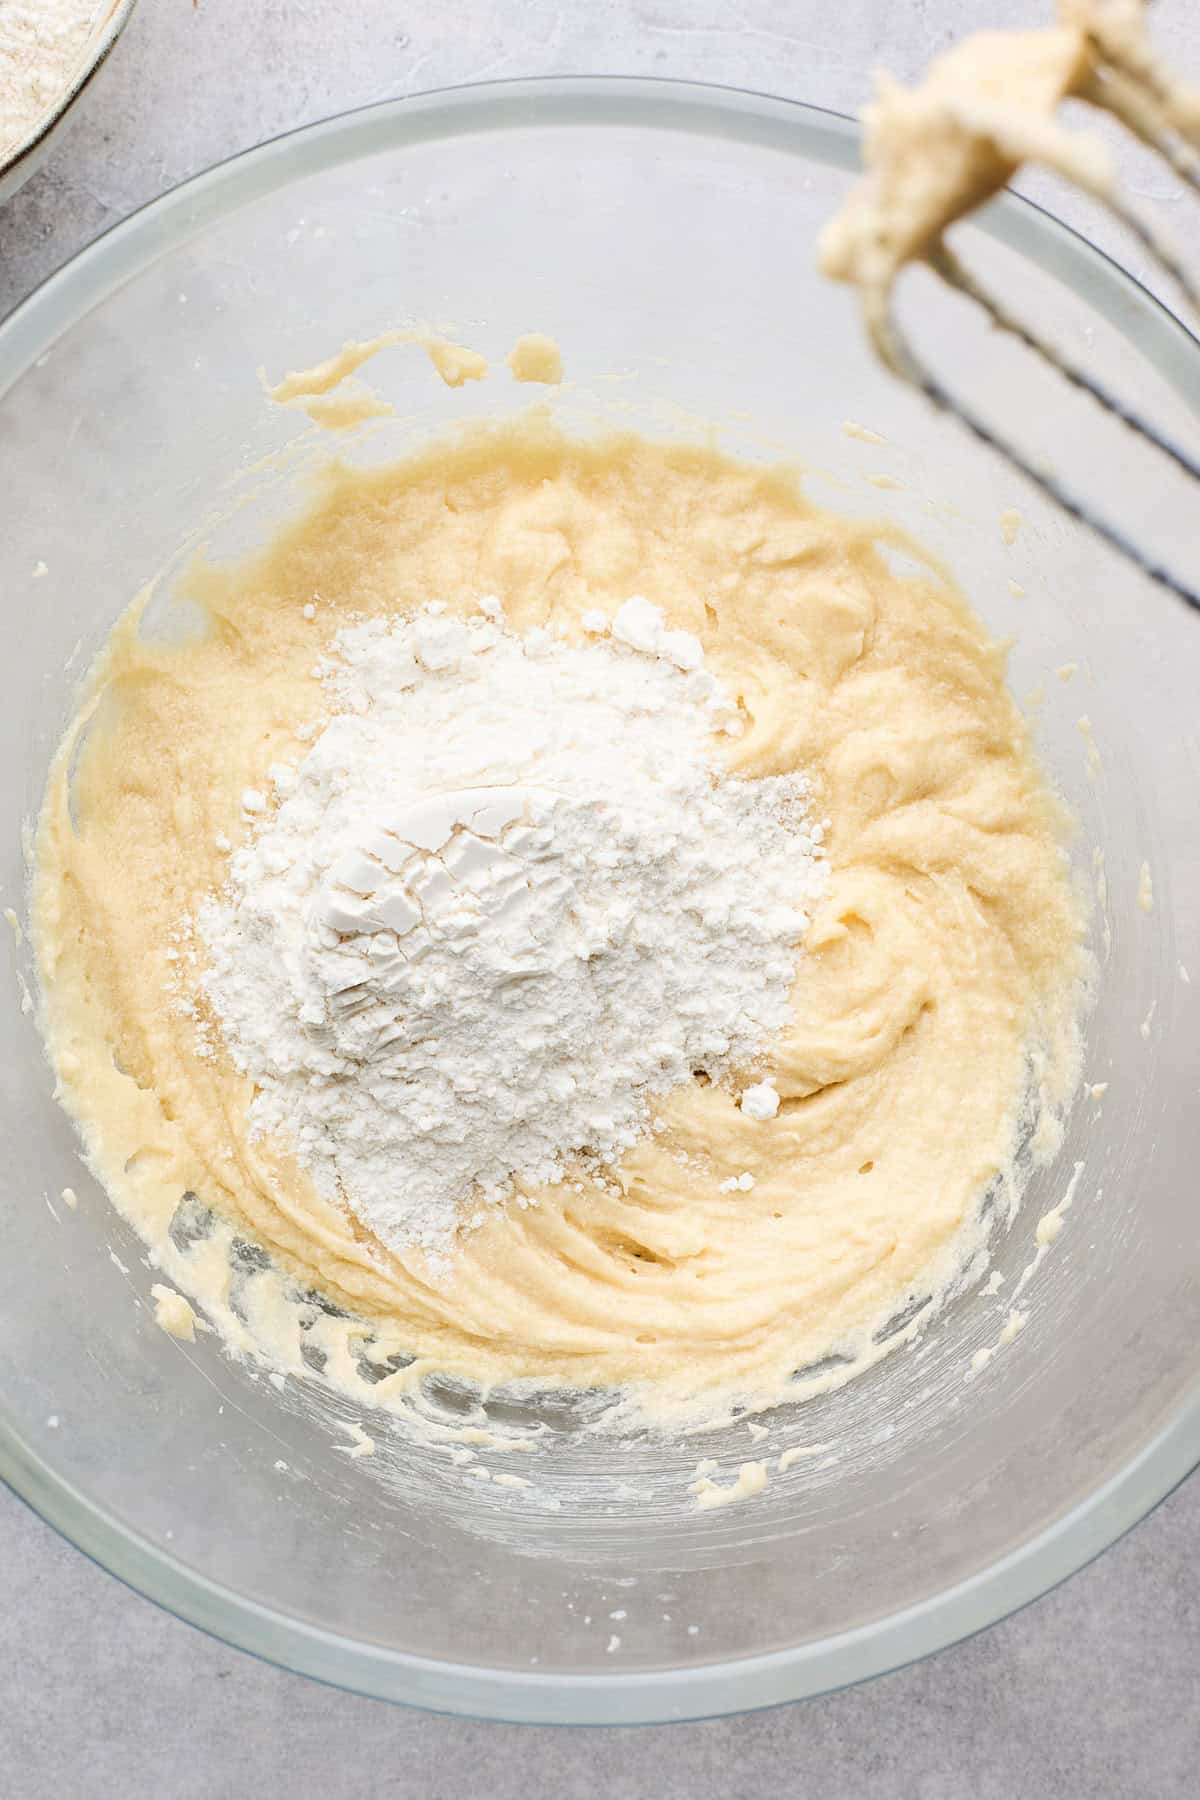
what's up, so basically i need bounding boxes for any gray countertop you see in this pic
[3,2,1198,1793]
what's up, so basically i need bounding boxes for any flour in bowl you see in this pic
[194,597,828,1260]
[0,1,103,157]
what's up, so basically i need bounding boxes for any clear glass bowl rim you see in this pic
[2,74,1199,1727]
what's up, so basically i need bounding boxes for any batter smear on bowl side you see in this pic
[33,414,1085,1431]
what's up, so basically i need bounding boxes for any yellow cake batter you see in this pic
[33,415,1085,1429]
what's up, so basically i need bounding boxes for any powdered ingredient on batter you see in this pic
[197,603,827,1260]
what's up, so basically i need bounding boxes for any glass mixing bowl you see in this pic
[1,79,1199,1726]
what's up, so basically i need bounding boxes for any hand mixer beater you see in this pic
[821,0,1200,609]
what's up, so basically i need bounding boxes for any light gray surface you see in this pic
[2,1,1198,1792]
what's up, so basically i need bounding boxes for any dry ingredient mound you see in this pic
[195,596,828,1259]
[0,1,101,158]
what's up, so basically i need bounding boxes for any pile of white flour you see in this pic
[0,2,101,156]
[195,597,828,1260]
